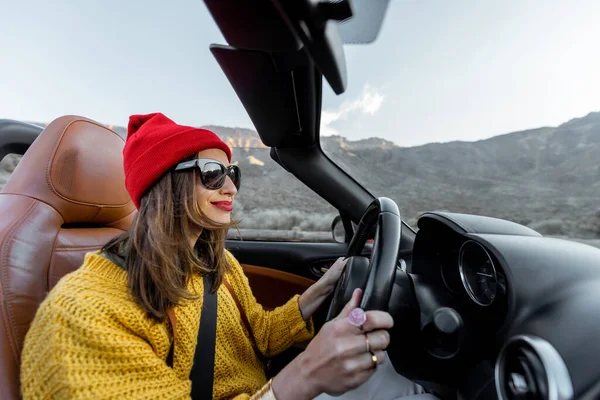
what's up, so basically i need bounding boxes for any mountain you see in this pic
[1,112,599,238]
[207,112,600,238]
[320,112,600,238]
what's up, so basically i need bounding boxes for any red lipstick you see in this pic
[211,201,233,212]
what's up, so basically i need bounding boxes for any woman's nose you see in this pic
[220,176,237,196]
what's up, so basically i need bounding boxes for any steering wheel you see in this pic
[326,197,402,320]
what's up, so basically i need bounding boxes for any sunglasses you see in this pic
[174,158,241,190]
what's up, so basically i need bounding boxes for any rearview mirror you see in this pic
[205,0,390,96]
[279,0,391,94]
[280,0,391,94]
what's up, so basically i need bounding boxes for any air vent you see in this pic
[495,335,573,400]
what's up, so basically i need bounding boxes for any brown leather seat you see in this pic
[0,116,136,399]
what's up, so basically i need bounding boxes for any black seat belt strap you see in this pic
[190,274,218,400]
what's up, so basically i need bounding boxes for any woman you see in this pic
[20,113,436,399]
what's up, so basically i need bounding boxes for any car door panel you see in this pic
[226,240,349,281]
[240,264,316,310]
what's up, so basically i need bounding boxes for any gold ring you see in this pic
[365,334,371,353]
[370,351,378,369]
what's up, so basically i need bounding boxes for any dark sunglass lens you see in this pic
[201,162,226,189]
[229,166,241,190]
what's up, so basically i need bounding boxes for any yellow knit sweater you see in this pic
[20,250,314,399]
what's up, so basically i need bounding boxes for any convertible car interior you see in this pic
[1,1,599,399]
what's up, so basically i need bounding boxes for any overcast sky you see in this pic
[1,0,599,146]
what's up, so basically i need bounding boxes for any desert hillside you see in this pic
[1,112,598,240]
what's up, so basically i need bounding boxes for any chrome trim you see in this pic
[440,254,460,294]
[495,334,574,400]
[458,240,497,307]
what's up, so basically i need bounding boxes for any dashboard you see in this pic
[387,212,600,400]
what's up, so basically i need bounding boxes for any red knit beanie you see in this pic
[123,112,232,208]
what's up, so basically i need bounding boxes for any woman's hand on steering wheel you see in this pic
[316,256,348,295]
[298,257,348,320]
[272,288,394,400]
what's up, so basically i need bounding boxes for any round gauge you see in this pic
[458,240,498,306]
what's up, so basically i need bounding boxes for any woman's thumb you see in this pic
[337,288,363,319]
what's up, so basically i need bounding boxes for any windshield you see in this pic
[1,1,598,245]
[321,1,600,244]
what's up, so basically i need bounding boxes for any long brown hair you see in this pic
[102,155,236,320]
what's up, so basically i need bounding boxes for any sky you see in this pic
[1,0,599,147]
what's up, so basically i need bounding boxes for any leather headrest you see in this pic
[1,116,135,225]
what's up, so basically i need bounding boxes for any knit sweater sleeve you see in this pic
[20,275,192,400]
[225,251,315,357]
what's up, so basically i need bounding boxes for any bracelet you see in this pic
[250,378,277,400]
